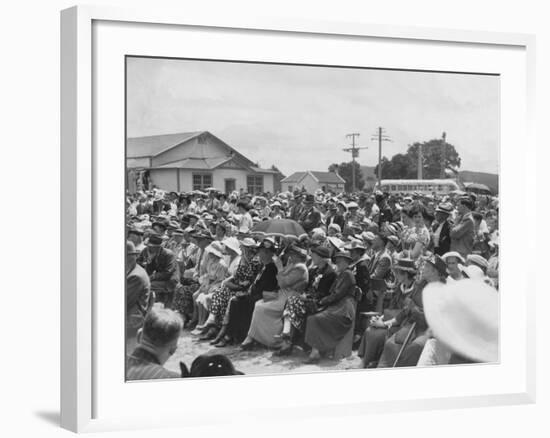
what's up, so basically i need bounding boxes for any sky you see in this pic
[126,57,499,176]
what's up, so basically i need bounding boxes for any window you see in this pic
[192,173,212,190]
[288,185,293,192]
[247,175,264,194]
[390,185,397,191]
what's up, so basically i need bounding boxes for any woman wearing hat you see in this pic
[275,245,337,356]
[192,241,229,335]
[240,244,309,349]
[357,257,417,368]
[200,239,263,346]
[377,254,447,368]
[303,251,358,364]
[442,251,466,282]
[431,202,453,256]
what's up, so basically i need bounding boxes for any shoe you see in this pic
[214,339,229,348]
[190,328,202,336]
[199,327,218,341]
[304,353,321,364]
[275,341,293,356]
[240,341,255,351]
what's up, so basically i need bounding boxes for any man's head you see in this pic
[138,307,183,365]
[257,238,276,264]
[126,241,140,272]
[371,232,388,251]
[127,228,144,245]
[146,233,164,256]
[457,197,475,215]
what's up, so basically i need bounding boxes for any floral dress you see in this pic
[400,225,430,260]
[208,257,263,325]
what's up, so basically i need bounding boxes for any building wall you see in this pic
[127,157,151,169]
[149,169,179,192]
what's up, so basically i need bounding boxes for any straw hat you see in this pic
[442,251,466,265]
[423,279,499,363]
[467,254,489,272]
[393,258,417,273]
[240,237,258,248]
[207,241,225,259]
[222,237,242,256]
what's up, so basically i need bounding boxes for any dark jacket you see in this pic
[249,262,279,301]
[299,207,322,233]
[450,212,475,258]
[126,263,151,330]
[307,263,337,299]
[138,247,179,285]
[319,269,356,306]
[432,220,452,256]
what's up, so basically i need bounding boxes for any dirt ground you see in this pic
[165,328,362,376]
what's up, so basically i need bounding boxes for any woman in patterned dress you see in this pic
[400,203,431,260]
[275,244,337,356]
[199,238,262,341]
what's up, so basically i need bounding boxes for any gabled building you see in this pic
[126,131,282,194]
[281,170,346,194]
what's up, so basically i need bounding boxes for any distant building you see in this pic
[281,170,346,194]
[126,131,282,194]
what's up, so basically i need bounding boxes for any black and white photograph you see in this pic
[125,56,500,380]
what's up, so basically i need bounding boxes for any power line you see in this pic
[370,127,392,187]
[342,133,368,193]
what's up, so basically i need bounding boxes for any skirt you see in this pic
[226,295,258,343]
[247,289,298,347]
[304,296,356,352]
[209,285,237,325]
[173,281,199,319]
[283,295,318,332]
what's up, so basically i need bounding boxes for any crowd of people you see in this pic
[125,186,500,380]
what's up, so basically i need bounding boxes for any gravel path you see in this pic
[165,328,362,376]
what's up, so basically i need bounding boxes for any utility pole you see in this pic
[440,131,447,178]
[417,143,423,179]
[342,133,368,193]
[371,127,392,188]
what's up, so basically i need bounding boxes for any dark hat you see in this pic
[147,233,163,246]
[195,231,214,241]
[152,220,167,230]
[393,257,417,273]
[167,220,180,230]
[333,250,353,263]
[127,227,144,236]
[311,245,331,258]
[424,254,448,276]
[258,237,277,251]
[237,201,251,210]
[172,228,185,236]
[304,194,315,203]
[190,354,243,377]
[458,196,475,210]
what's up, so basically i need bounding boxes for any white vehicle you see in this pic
[374,178,460,196]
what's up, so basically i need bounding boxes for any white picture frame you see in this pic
[60,5,536,433]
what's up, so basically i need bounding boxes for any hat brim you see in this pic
[423,280,499,363]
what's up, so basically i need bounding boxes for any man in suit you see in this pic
[289,193,304,221]
[368,233,393,313]
[432,202,453,256]
[126,307,182,381]
[450,196,476,259]
[126,241,151,354]
[298,194,322,233]
[138,233,179,309]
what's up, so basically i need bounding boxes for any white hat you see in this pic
[222,237,242,256]
[328,223,341,233]
[423,279,498,363]
[442,251,466,265]
[207,241,225,258]
[347,201,359,209]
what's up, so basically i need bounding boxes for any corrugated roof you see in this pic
[310,171,345,183]
[152,156,232,170]
[281,171,307,183]
[126,131,204,158]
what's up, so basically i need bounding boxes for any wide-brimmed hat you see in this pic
[424,254,448,276]
[333,250,353,263]
[327,236,344,250]
[127,227,144,236]
[304,194,315,203]
[311,245,331,259]
[222,237,242,256]
[435,202,453,215]
[393,257,417,273]
[258,237,277,251]
[467,254,489,272]
[147,233,163,246]
[327,223,341,233]
[207,241,225,259]
[126,241,141,255]
[288,244,308,259]
[195,231,214,241]
[362,231,376,242]
[240,237,258,248]
[152,221,167,230]
[387,235,400,247]
[423,279,498,363]
[442,251,466,265]
[347,201,359,209]
[344,240,366,252]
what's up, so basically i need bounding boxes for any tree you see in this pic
[374,138,461,179]
[328,161,365,192]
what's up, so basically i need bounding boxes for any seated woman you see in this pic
[191,241,228,335]
[400,203,431,260]
[223,238,279,344]
[276,245,337,356]
[240,244,309,349]
[303,250,358,364]
[376,254,448,368]
[201,238,262,344]
[357,257,417,368]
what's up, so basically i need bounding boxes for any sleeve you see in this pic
[320,271,356,306]
[277,264,308,289]
[152,250,177,281]
[126,274,149,312]
[450,217,474,239]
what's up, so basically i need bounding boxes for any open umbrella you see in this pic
[465,183,492,195]
[251,218,307,240]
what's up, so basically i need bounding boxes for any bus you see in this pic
[374,179,460,196]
